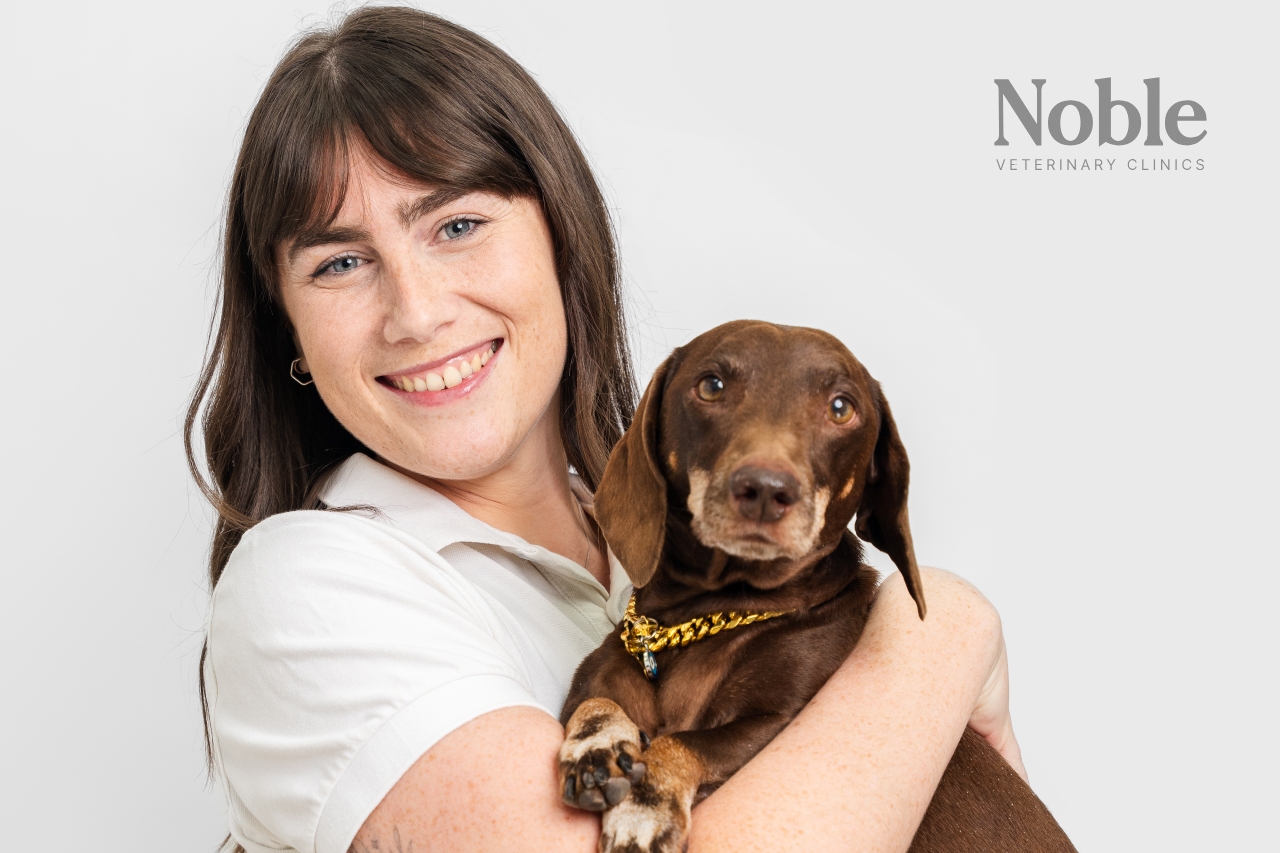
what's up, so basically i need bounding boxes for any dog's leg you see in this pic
[560,698,649,812]
[599,734,703,853]
[909,728,1078,853]
[596,715,791,853]
[669,712,793,796]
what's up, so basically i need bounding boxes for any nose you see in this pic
[381,256,456,345]
[729,466,800,523]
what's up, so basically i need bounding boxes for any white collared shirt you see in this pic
[204,453,633,853]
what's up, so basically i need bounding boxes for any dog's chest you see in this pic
[642,580,877,735]
[647,628,781,734]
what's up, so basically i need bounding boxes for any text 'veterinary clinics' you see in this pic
[996,158,1205,171]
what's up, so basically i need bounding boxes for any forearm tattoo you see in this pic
[349,826,415,853]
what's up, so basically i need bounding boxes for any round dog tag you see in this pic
[642,650,659,681]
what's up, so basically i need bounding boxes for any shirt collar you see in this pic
[320,453,633,621]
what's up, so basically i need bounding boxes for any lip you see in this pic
[379,338,503,407]
[728,530,783,548]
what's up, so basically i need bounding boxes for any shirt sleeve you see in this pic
[205,511,551,853]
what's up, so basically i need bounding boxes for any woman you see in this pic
[189,8,1023,853]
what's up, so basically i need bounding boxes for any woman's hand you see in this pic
[968,622,1029,781]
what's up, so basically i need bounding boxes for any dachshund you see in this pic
[557,320,1075,853]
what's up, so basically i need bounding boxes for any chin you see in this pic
[395,419,532,482]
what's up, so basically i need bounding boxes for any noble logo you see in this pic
[993,78,1206,172]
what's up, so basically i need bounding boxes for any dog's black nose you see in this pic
[729,466,800,523]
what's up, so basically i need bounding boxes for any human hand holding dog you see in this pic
[968,619,1029,782]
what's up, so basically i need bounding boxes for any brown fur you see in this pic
[560,321,1075,852]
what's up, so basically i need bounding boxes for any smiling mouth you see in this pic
[381,339,502,393]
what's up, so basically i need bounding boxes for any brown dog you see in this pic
[558,321,1075,853]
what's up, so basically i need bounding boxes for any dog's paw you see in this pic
[598,778,690,853]
[597,735,701,853]
[560,698,648,812]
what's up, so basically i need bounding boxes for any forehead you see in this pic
[679,323,866,386]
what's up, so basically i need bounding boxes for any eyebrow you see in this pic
[288,226,372,264]
[286,188,476,264]
[809,367,850,385]
[397,187,472,229]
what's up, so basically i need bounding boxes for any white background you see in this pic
[1,1,1275,850]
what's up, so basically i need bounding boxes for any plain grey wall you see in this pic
[1,1,1275,850]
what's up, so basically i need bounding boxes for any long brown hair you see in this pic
[185,2,636,814]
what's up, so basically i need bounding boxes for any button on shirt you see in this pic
[204,453,633,853]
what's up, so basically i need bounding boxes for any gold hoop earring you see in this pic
[290,358,314,386]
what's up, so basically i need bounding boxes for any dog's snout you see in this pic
[729,466,800,523]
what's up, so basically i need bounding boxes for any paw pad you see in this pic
[560,744,647,811]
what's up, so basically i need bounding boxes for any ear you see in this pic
[854,385,926,619]
[595,355,674,588]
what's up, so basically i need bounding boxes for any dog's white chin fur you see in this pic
[687,468,831,562]
[697,534,798,562]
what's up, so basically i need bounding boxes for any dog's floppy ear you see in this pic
[595,355,673,588]
[854,385,926,619]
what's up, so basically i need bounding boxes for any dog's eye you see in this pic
[696,376,726,402]
[828,395,856,424]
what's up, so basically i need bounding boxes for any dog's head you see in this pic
[596,320,924,618]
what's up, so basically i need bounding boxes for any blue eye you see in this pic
[441,218,477,240]
[316,255,363,276]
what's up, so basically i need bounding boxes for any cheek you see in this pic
[489,234,568,392]
[837,475,857,501]
[657,436,693,496]
[292,293,384,400]
[509,234,566,339]
[305,313,375,376]
[280,285,394,457]
[544,308,569,389]
[823,442,872,512]
[525,275,568,369]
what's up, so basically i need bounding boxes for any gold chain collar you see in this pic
[620,593,792,681]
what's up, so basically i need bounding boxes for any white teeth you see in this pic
[394,343,494,393]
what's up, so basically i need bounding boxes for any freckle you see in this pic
[838,477,855,500]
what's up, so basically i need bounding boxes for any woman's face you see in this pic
[278,151,568,481]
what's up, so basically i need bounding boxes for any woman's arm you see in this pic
[352,567,1014,853]
[351,706,601,853]
[689,567,1012,852]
